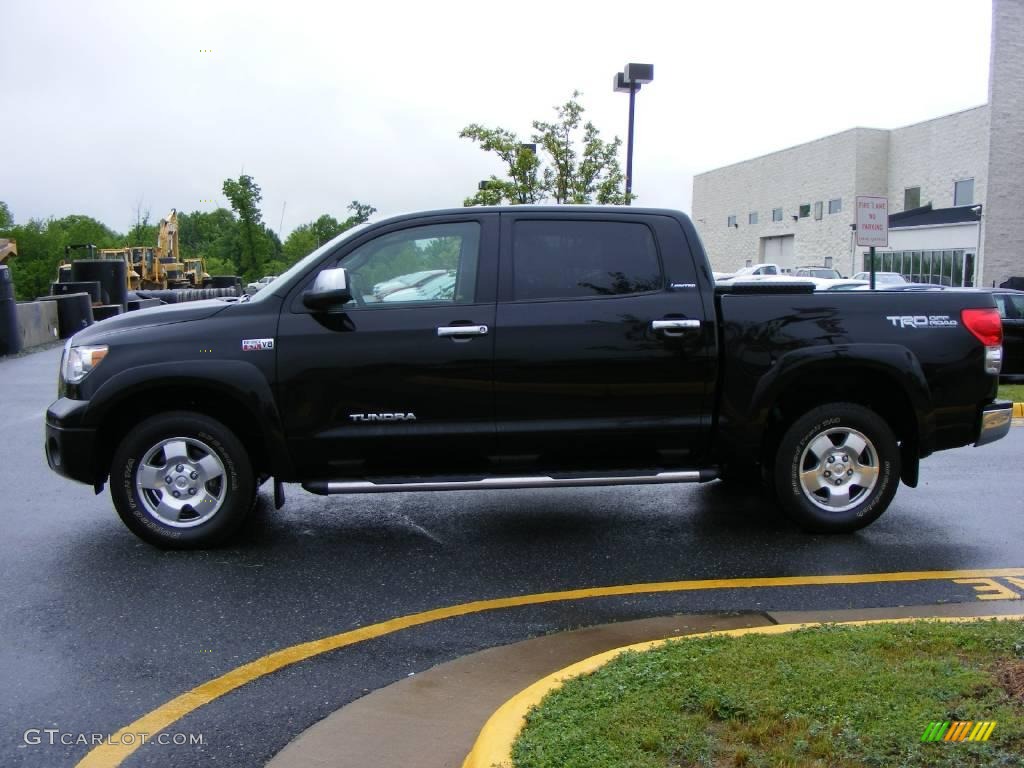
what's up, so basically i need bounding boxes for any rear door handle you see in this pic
[437,324,489,337]
[652,319,701,334]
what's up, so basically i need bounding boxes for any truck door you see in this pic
[493,212,715,470]
[276,215,498,479]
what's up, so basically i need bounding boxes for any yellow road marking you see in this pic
[955,577,1022,600]
[462,614,1024,768]
[76,567,1024,767]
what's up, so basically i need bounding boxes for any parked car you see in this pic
[851,271,908,285]
[794,267,844,279]
[45,206,1011,548]
[372,269,448,300]
[382,271,456,303]
[716,263,781,282]
[245,275,278,294]
[991,288,1024,382]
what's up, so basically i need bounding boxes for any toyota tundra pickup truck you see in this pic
[44,207,1013,548]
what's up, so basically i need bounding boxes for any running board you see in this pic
[303,469,718,495]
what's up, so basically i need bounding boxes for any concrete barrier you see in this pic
[15,301,60,350]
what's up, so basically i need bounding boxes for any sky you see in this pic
[2,0,993,238]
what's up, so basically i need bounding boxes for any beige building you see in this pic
[692,0,1022,288]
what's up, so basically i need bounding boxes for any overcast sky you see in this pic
[3,0,992,237]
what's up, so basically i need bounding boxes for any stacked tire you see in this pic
[0,265,21,356]
[71,260,127,308]
[37,293,94,339]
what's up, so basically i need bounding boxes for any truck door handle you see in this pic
[652,319,700,335]
[437,324,489,337]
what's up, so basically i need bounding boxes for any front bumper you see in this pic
[45,398,100,485]
[975,400,1013,447]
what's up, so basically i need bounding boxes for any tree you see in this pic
[282,201,376,263]
[128,200,156,246]
[222,174,270,280]
[459,92,629,206]
[0,201,12,228]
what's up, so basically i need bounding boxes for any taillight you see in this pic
[961,307,1003,375]
[961,308,1002,346]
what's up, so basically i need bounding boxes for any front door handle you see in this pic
[437,324,489,337]
[652,319,701,335]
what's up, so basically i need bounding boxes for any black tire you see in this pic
[774,402,900,533]
[110,412,255,548]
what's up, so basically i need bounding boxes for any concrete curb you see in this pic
[1012,401,1024,418]
[266,602,1024,768]
[462,613,1024,768]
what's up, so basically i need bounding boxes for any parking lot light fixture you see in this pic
[614,63,653,205]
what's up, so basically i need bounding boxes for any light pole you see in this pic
[613,63,654,204]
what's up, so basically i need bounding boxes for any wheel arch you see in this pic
[87,362,293,486]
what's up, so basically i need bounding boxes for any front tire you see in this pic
[110,411,255,548]
[774,402,900,533]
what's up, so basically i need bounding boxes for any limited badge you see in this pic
[241,338,275,351]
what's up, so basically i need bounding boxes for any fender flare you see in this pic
[86,360,294,479]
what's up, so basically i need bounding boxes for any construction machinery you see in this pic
[57,244,140,292]
[182,256,210,287]
[0,238,16,264]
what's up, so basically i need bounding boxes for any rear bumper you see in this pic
[45,398,99,485]
[975,400,1013,447]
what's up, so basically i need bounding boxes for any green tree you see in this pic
[282,201,376,263]
[222,174,270,280]
[459,92,628,206]
[0,201,12,228]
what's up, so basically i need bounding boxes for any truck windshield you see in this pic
[246,221,375,303]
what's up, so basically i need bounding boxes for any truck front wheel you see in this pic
[774,403,900,533]
[110,412,255,548]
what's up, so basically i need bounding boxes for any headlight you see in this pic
[62,344,109,384]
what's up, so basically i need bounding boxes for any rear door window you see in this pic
[511,220,662,301]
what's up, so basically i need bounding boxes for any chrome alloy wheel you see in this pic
[798,427,879,512]
[135,437,227,527]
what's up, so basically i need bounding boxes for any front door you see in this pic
[276,216,498,479]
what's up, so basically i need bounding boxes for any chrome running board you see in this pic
[302,470,717,495]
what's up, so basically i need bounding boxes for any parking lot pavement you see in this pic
[2,345,1023,768]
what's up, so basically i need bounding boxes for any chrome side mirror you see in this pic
[303,267,352,310]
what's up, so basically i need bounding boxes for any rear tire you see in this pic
[110,411,255,548]
[774,402,900,533]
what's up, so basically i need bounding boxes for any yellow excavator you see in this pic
[0,238,16,264]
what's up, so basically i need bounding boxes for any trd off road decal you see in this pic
[885,315,958,329]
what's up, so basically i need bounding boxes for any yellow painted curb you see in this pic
[462,614,1024,768]
[1013,401,1024,418]
[75,567,1024,768]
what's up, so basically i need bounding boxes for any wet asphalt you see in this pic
[1,345,1022,767]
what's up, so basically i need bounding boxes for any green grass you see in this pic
[511,620,1024,768]
[999,384,1024,403]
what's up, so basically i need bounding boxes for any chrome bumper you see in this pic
[975,400,1013,447]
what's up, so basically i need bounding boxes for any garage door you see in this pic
[761,235,795,273]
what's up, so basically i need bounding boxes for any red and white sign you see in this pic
[855,196,888,247]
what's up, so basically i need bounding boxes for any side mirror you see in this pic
[303,267,352,310]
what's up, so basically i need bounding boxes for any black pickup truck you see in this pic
[45,207,1013,548]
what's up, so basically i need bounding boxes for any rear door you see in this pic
[492,212,714,471]
[276,215,498,479]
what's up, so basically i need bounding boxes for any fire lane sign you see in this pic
[856,196,889,247]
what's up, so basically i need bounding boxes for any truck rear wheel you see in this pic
[774,402,900,533]
[110,412,255,548]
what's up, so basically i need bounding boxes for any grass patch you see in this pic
[999,384,1024,403]
[512,620,1024,768]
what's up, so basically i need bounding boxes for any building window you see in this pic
[861,249,974,287]
[954,178,974,206]
[748,211,758,225]
[772,208,783,222]
[828,198,842,214]
[799,204,811,218]
[814,201,823,220]
[727,215,737,227]
[904,186,921,210]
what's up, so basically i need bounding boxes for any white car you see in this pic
[383,271,456,302]
[372,269,448,300]
[715,263,782,282]
[851,271,907,285]
[246,275,278,293]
